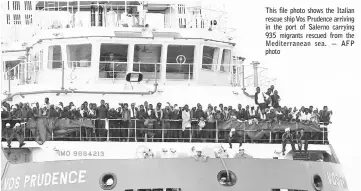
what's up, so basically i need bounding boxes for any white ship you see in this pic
[1,1,347,191]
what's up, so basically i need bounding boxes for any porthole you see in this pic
[312,174,323,191]
[217,170,237,186]
[99,173,117,190]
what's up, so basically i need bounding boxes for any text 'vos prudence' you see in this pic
[2,170,87,190]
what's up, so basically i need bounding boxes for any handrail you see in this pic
[1,83,158,102]
[1,118,330,144]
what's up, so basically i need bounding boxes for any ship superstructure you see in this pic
[1,0,277,105]
[1,1,347,191]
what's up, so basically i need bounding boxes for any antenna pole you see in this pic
[61,61,64,90]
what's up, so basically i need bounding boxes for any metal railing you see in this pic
[2,118,330,144]
[2,60,264,88]
[244,67,277,89]
[25,3,232,33]
[3,61,42,84]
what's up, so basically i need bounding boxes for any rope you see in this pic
[1,161,10,181]
[219,155,230,181]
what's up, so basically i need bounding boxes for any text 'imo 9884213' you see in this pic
[1,1,347,191]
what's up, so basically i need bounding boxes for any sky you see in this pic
[223,0,361,190]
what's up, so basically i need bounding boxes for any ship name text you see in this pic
[2,170,87,190]
[326,172,348,189]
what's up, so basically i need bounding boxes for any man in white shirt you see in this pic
[44,97,50,110]
[254,87,265,109]
[182,105,191,141]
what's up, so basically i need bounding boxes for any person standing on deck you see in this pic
[255,87,267,110]
[205,105,216,142]
[319,106,332,144]
[271,90,281,108]
[130,103,137,140]
[44,97,50,110]
[121,103,131,142]
[136,105,148,141]
[162,105,172,141]
[145,104,156,140]
[170,105,180,142]
[182,105,191,142]
[154,103,163,141]
[97,100,108,141]
[195,104,205,141]
[236,104,246,121]
[144,101,149,113]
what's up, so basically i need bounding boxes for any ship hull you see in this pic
[2,155,348,191]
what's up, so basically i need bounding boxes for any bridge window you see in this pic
[67,44,92,69]
[166,45,194,80]
[133,44,161,80]
[48,45,62,69]
[220,49,231,72]
[202,46,219,70]
[13,1,20,10]
[13,14,21,25]
[99,43,128,79]
[25,14,32,25]
[6,14,11,24]
[24,1,32,10]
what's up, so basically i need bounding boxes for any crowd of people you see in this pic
[1,85,332,143]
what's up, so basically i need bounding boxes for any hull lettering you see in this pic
[2,170,87,190]
[3,177,20,190]
[326,172,348,189]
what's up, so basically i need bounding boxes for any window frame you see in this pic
[165,44,195,80]
[201,45,219,71]
[133,44,162,79]
[220,49,232,73]
[99,43,129,79]
[47,45,63,69]
[66,43,93,69]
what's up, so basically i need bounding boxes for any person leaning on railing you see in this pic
[181,105,192,142]
[162,105,172,141]
[318,106,332,144]
[120,103,131,142]
[96,100,108,141]
[154,103,164,142]
[190,106,197,140]
[194,104,205,141]
[1,98,333,143]
[107,107,120,141]
[129,103,137,141]
[204,105,216,142]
